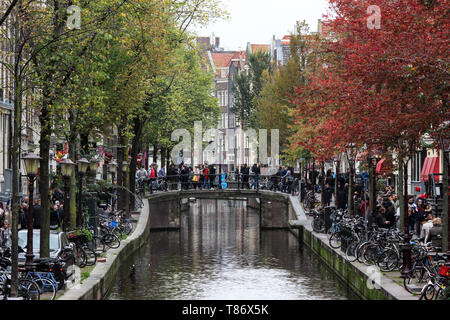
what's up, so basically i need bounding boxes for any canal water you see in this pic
[106,199,358,300]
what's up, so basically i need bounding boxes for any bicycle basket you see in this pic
[108,221,118,228]
[438,265,450,278]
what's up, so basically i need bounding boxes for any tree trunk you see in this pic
[10,8,23,293]
[39,0,66,259]
[348,163,353,216]
[117,124,126,212]
[334,160,340,208]
[398,157,405,231]
[68,121,77,231]
[369,157,376,227]
[80,131,89,154]
[320,162,325,205]
[153,144,158,166]
[442,150,449,253]
[161,146,166,170]
[129,118,144,211]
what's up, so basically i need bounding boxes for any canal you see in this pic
[106,199,358,300]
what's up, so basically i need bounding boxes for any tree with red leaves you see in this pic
[290,0,449,262]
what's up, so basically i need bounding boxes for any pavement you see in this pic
[298,193,418,300]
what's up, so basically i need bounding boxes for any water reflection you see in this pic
[106,199,357,300]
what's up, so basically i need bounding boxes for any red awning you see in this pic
[420,157,440,182]
[376,158,386,174]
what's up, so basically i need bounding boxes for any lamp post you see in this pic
[333,156,340,209]
[60,158,75,232]
[369,156,377,229]
[88,158,99,235]
[121,160,129,215]
[89,158,98,182]
[23,152,41,270]
[108,159,117,213]
[76,158,89,229]
[401,157,413,277]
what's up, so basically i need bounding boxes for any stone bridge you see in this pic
[145,189,307,231]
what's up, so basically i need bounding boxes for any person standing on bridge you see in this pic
[148,164,157,194]
[241,164,250,189]
[251,163,260,190]
[202,165,210,189]
[209,165,216,190]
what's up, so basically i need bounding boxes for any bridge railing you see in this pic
[135,173,300,196]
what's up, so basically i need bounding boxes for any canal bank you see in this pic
[59,198,151,300]
[289,201,415,300]
[59,190,416,300]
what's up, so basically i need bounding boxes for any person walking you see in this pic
[323,183,333,206]
[0,221,11,248]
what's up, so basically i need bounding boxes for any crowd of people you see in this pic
[0,185,66,248]
[302,169,443,247]
[135,162,296,193]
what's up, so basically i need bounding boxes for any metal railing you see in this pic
[134,173,301,195]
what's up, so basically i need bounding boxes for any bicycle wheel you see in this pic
[90,235,106,253]
[345,239,360,262]
[403,268,428,294]
[420,283,435,300]
[83,246,97,266]
[53,270,65,291]
[18,279,40,300]
[329,232,342,249]
[74,245,87,268]
[121,222,133,235]
[363,245,379,266]
[34,278,56,300]
[435,287,446,300]
[103,233,120,249]
[376,249,399,272]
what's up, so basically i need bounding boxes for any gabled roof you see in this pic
[281,35,291,46]
[211,52,236,68]
[250,44,270,54]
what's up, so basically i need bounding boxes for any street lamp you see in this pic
[76,158,89,229]
[108,159,117,213]
[60,158,75,232]
[121,161,129,216]
[89,158,98,179]
[22,152,41,270]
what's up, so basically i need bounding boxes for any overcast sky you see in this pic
[193,0,330,51]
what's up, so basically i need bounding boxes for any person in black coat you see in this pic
[241,164,250,189]
[337,186,347,209]
[50,203,61,229]
[32,199,41,229]
[376,205,391,228]
[382,197,396,227]
[323,183,333,207]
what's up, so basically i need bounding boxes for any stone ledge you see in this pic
[291,201,416,300]
[58,199,150,300]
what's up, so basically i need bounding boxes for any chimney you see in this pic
[215,37,220,49]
